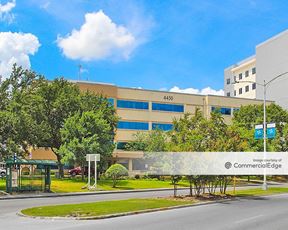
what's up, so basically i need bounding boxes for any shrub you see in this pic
[105,164,128,188]
[134,174,140,179]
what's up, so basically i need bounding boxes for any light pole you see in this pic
[233,71,288,190]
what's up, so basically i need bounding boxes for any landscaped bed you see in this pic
[21,198,194,218]
[20,187,288,219]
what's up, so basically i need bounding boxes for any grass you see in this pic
[50,177,190,193]
[228,187,288,197]
[0,179,5,191]
[21,198,193,217]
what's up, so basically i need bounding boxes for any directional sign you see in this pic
[86,154,100,162]
[267,123,276,139]
[254,124,264,140]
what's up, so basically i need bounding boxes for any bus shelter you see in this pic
[5,157,57,193]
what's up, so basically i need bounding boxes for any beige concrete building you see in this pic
[32,80,270,175]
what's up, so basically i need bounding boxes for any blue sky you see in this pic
[1,0,288,94]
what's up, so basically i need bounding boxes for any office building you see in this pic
[224,30,288,109]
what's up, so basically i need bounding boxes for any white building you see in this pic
[224,30,288,109]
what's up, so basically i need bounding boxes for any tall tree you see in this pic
[0,65,45,159]
[33,78,81,176]
[59,111,115,180]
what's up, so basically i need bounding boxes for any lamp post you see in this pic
[233,71,288,190]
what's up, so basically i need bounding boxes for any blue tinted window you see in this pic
[152,103,184,112]
[152,123,173,131]
[118,121,149,130]
[108,98,114,106]
[117,100,148,110]
[211,107,232,115]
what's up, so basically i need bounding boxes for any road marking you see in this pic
[235,214,264,224]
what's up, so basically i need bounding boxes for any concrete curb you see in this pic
[17,198,236,221]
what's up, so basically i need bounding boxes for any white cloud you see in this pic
[169,86,224,96]
[0,32,40,80]
[57,10,137,61]
[0,0,16,23]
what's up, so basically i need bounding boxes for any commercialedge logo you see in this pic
[225,162,282,170]
[234,162,282,169]
[225,162,232,169]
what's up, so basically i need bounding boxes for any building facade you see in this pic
[32,81,270,175]
[224,30,288,109]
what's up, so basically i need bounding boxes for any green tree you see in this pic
[105,164,128,188]
[233,103,288,151]
[0,65,45,159]
[59,111,115,180]
[33,78,81,177]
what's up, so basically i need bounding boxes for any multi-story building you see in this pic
[224,29,288,109]
[32,81,271,175]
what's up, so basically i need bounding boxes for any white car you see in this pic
[0,168,5,177]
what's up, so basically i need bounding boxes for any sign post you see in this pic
[86,154,100,190]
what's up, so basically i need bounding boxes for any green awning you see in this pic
[5,157,57,166]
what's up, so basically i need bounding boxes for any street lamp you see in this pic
[233,71,288,190]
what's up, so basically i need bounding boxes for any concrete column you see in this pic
[128,159,133,172]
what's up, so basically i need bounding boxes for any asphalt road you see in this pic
[1,187,288,230]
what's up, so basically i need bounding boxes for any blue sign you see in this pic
[254,123,276,140]
[254,125,264,140]
[267,123,276,139]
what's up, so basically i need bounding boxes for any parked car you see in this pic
[68,166,95,177]
[68,167,81,176]
[0,168,6,177]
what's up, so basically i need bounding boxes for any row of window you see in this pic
[116,99,184,112]
[226,67,256,85]
[211,107,240,115]
[117,121,174,131]
[226,83,256,97]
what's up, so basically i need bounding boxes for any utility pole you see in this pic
[263,80,267,190]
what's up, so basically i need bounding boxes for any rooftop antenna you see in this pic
[78,64,82,81]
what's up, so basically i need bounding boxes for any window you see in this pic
[211,107,231,115]
[152,103,184,112]
[227,92,231,97]
[245,70,249,77]
[226,78,230,85]
[239,73,243,80]
[252,67,256,74]
[233,108,240,113]
[234,76,237,82]
[234,90,236,96]
[152,123,173,131]
[252,83,256,90]
[117,100,148,110]
[116,142,128,150]
[239,88,242,95]
[108,98,114,106]
[118,121,149,130]
[245,85,249,92]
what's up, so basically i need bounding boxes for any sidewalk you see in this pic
[1,182,286,200]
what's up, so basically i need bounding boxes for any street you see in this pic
[1,187,288,230]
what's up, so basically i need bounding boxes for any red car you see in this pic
[68,167,95,177]
[68,167,81,176]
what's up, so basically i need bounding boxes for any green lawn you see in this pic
[0,179,5,191]
[228,187,288,197]
[21,198,193,217]
[51,178,190,193]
